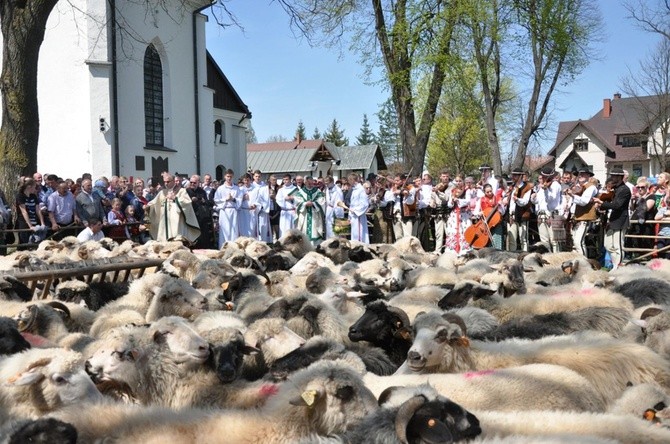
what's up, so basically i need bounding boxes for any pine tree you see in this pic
[356,114,376,145]
[312,127,322,139]
[246,121,258,144]
[376,99,402,164]
[323,118,349,146]
[295,120,307,141]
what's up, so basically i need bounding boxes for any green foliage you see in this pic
[356,114,376,145]
[296,120,307,141]
[312,127,322,139]
[323,118,349,146]
[376,98,402,164]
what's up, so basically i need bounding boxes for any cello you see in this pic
[464,205,502,249]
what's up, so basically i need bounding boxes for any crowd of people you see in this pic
[1,165,669,269]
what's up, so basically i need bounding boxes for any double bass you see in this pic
[464,204,502,249]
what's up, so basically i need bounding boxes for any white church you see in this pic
[0,0,250,182]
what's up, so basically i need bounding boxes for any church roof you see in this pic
[206,52,251,116]
[327,143,387,171]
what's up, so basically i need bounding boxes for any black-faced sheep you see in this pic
[613,278,670,308]
[55,279,129,311]
[0,275,33,302]
[400,311,670,405]
[0,317,31,355]
[343,384,481,444]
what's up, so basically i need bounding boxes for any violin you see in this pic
[597,190,614,202]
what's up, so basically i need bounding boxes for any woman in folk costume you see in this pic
[473,183,506,250]
[214,169,242,247]
[444,175,472,253]
[291,176,326,247]
[238,173,259,239]
[146,173,201,243]
[347,173,370,243]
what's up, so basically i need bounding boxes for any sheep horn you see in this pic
[441,312,468,337]
[45,301,71,319]
[253,268,273,293]
[395,395,427,444]
[17,305,39,333]
[387,306,411,330]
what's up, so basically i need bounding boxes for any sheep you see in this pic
[197,327,259,383]
[316,237,354,264]
[242,317,306,380]
[316,288,366,325]
[89,273,208,336]
[613,278,670,308]
[0,275,33,302]
[285,298,352,346]
[257,249,298,272]
[348,300,413,368]
[1,418,78,444]
[269,336,369,380]
[189,258,237,290]
[632,308,670,360]
[158,249,204,280]
[472,410,670,443]
[274,228,314,260]
[400,311,670,405]
[222,271,274,321]
[290,251,337,276]
[55,279,129,311]
[0,317,31,355]
[439,283,634,323]
[608,383,670,424]
[192,311,247,333]
[475,306,631,341]
[0,347,102,421]
[54,361,379,444]
[364,363,607,413]
[305,266,350,295]
[342,384,482,444]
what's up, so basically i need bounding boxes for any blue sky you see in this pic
[205,0,662,151]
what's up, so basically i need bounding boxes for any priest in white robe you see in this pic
[214,169,242,247]
[347,173,370,243]
[324,176,344,239]
[252,170,272,243]
[291,176,326,247]
[275,174,297,238]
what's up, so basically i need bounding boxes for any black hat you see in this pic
[511,168,525,175]
[609,168,625,176]
[578,168,594,177]
[479,164,492,171]
[540,167,556,177]
[366,173,377,181]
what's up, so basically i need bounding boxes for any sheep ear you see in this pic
[6,358,51,386]
[393,326,412,341]
[172,259,190,271]
[289,389,321,407]
[523,266,535,273]
[378,386,402,406]
[345,291,366,300]
[449,337,470,348]
[242,345,260,356]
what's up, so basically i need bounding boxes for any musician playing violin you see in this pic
[592,168,631,270]
[566,168,599,257]
[472,184,505,249]
[507,169,534,251]
[433,169,452,253]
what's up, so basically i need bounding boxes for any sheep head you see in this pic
[348,301,411,344]
[406,312,469,372]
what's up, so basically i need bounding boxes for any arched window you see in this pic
[144,44,163,146]
[216,165,225,181]
[214,120,222,144]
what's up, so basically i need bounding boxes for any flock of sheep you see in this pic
[2,231,670,443]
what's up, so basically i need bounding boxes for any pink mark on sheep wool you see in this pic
[649,260,663,270]
[260,384,279,397]
[463,370,495,379]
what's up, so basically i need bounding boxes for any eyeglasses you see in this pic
[637,186,647,190]
[190,181,198,184]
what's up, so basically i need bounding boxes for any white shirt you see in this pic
[77,227,104,242]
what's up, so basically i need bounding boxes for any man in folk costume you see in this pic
[214,169,242,247]
[347,173,370,243]
[533,167,564,252]
[567,168,599,257]
[416,172,437,251]
[324,175,344,239]
[593,168,631,269]
[252,170,272,243]
[291,176,326,247]
[146,173,201,243]
[238,173,259,238]
[506,168,534,251]
[388,174,416,241]
[275,174,297,238]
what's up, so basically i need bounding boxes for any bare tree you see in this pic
[624,0,670,42]
[621,38,670,172]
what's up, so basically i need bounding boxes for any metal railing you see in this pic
[623,219,670,264]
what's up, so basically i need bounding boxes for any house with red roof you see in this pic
[549,93,670,183]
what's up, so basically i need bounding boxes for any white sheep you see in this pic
[399,311,670,405]
[365,363,607,413]
[53,361,379,443]
[0,347,102,422]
